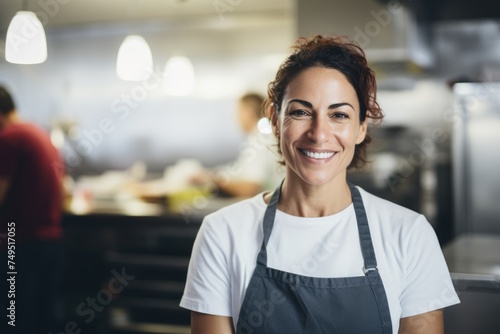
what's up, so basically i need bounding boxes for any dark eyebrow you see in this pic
[329,102,354,110]
[288,99,313,108]
[288,99,354,110]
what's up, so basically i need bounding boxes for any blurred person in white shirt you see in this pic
[192,93,284,198]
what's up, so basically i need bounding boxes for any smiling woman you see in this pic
[266,35,383,170]
[180,35,460,334]
[275,67,367,196]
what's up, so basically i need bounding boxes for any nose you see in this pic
[307,115,330,144]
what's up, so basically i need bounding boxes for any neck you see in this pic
[245,124,258,135]
[278,174,352,217]
[0,111,21,127]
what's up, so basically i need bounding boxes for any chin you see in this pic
[296,171,342,187]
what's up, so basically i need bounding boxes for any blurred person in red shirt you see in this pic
[0,85,64,334]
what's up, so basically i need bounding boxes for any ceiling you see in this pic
[0,0,295,32]
[2,0,498,34]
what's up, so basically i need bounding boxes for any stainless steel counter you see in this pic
[444,234,500,277]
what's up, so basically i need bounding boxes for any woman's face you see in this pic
[275,66,367,187]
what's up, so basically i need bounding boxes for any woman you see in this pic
[180,35,460,333]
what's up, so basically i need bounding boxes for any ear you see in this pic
[270,105,280,136]
[355,120,368,145]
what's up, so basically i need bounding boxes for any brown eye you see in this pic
[331,112,348,119]
[287,109,309,117]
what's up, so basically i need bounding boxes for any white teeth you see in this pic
[302,150,335,159]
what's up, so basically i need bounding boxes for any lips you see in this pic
[299,148,336,159]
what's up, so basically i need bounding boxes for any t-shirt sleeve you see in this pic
[399,215,460,317]
[220,131,282,186]
[0,139,17,177]
[180,216,233,316]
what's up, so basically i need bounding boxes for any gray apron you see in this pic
[236,183,393,334]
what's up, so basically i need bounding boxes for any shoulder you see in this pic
[354,186,434,250]
[189,194,266,275]
[0,124,17,139]
[356,186,423,224]
[0,125,23,148]
[244,131,278,155]
[21,123,49,140]
[0,123,45,142]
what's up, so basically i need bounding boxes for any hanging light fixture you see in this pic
[163,56,195,96]
[116,35,153,81]
[5,10,47,64]
[257,117,273,135]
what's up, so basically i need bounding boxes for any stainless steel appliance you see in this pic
[443,83,500,333]
[452,83,500,234]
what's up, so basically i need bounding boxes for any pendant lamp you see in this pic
[116,35,153,81]
[257,117,273,135]
[5,11,47,64]
[163,56,195,96]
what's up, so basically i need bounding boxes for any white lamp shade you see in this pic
[163,56,195,96]
[116,35,153,81]
[257,117,273,134]
[5,11,47,64]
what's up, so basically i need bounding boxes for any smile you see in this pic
[299,149,336,159]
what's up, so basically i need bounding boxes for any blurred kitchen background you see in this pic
[1,0,499,333]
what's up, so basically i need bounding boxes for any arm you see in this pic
[0,177,9,206]
[399,310,443,334]
[180,218,235,331]
[191,312,234,334]
[190,171,262,197]
[191,170,262,198]
[215,179,261,198]
[214,134,274,198]
[398,217,459,333]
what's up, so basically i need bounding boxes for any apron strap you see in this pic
[257,182,281,266]
[349,183,378,273]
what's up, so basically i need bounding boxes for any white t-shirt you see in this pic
[217,129,284,191]
[180,186,460,333]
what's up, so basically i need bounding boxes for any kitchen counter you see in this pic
[64,193,243,222]
[60,195,242,334]
[61,210,199,333]
[443,233,500,278]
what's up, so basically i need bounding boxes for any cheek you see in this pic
[279,126,299,158]
[337,125,362,147]
[281,130,293,153]
[281,123,301,145]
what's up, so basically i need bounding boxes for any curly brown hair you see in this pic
[265,35,383,168]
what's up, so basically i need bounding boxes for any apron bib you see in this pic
[236,183,393,334]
